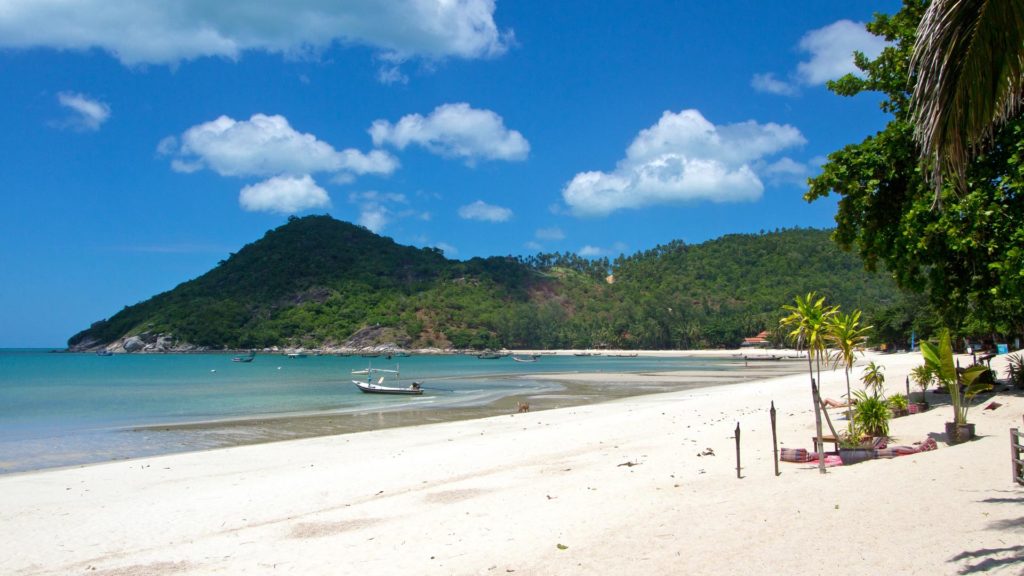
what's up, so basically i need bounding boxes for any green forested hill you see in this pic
[607,230,901,348]
[68,216,903,351]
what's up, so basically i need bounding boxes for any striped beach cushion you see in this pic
[875,437,939,458]
[780,447,810,462]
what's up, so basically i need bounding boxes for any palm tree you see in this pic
[861,361,886,398]
[827,310,872,429]
[910,0,1024,204]
[780,292,838,473]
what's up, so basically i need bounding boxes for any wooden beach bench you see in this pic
[812,388,866,453]
[812,433,875,453]
[813,434,841,453]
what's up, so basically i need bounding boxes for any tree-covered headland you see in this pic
[68,216,904,351]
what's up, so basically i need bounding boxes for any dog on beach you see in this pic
[517,401,530,413]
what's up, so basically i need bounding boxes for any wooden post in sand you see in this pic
[905,375,910,399]
[770,402,780,476]
[811,379,826,474]
[1012,428,1024,485]
[735,422,742,479]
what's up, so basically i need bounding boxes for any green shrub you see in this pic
[853,390,890,437]
[888,393,908,412]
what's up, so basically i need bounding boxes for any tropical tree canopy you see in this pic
[807,0,1024,338]
[910,0,1024,201]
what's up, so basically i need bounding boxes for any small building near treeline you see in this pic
[741,330,770,348]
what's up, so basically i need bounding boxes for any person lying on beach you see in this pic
[821,397,854,408]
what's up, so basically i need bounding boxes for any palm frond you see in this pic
[826,310,871,370]
[910,0,1024,205]
[779,292,837,360]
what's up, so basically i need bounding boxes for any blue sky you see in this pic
[0,0,902,347]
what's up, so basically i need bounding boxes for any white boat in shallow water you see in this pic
[351,366,424,395]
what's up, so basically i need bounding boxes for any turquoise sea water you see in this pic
[0,350,741,474]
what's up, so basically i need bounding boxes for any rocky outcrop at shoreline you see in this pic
[67,328,437,356]
[68,331,210,354]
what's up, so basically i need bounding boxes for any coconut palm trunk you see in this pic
[844,367,853,425]
[781,293,837,474]
[827,311,871,434]
[804,344,826,473]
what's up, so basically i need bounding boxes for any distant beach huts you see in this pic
[741,330,771,348]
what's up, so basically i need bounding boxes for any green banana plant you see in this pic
[919,328,992,425]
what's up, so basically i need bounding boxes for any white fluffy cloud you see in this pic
[433,242,458,256]
[350,191,408,204]
[562,109,805,217]
[535,227,565,241]
[750,73,797,96]
[376,64,410,85]
[161,113,397,179]
[56,92,110,130]
[357,205,391,232]
[161,114,398,215]
[0,0,511,66]
[347,190,425,233]
[458,200,512,222]
[796,20,887,85]
[370,103,529,163]
[239,174,330,213]
[525,227,565,251]
[764,157,808,177]
[752,19,888,95]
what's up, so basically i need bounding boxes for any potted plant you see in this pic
[888,393,909,417]
[909,364,932,413]
[920,328,993,444]
[837,423,874,465]
[852,390,890,438]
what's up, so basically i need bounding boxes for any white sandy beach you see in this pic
[2,350,1022,575]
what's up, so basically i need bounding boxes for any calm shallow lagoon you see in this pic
[0,349,796,473]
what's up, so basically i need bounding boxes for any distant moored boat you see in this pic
[351,365,424,395]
